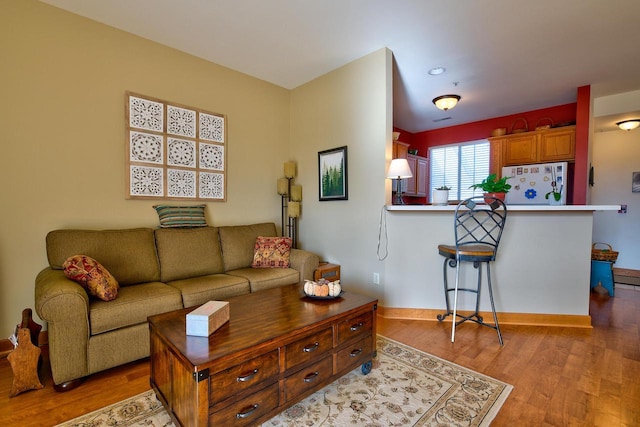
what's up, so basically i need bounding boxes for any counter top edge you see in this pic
[386,204,621,212]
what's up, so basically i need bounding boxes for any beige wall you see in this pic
[0,2,395,336]
[291,48,393,302]
[0,1,292,333]
[592,130,640,269]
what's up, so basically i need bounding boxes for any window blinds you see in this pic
[429,140,490,202]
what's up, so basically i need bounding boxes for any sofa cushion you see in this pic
[226,267,300,293]
[153,205,207,228]
[167,274,251,308]
[63,255,119,301]
[251,236,292,268]
[155,227,224,282]
[46,228,160,286]
[89,281,183,335]
[218,223,278,271]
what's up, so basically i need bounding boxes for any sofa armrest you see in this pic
[35,268,91,385]
[289,249,320,281]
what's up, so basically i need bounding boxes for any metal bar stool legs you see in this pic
[436,196,507,346]
[438,258,503,345]
[485,262,503,345]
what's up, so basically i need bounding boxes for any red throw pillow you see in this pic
[63,255,119,301]
[251,236,292,268]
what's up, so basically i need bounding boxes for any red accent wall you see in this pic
[412,103,577,150]
[574,86,590,205]
[393,101,590,204]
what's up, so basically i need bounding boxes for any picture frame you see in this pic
[318,146,348,201]
[633,171,640,193]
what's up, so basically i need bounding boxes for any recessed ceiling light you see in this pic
[428,67,446,76]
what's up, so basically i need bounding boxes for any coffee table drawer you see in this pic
[337,335,373,372]
[337,311,373,345]
[284,355,333,402]
[209,350,279,404]
[209,382,279,426]
[285,327,333,370]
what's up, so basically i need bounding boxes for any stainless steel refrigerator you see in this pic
[501,162,568,205]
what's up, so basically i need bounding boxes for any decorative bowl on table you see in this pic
[303,279,342,299]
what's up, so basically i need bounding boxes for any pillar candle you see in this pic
[277,178,289,195]
[287,201,300,218]
[290,185,302,201]
[284,161,296,178]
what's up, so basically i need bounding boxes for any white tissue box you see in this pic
[186,301,230,337]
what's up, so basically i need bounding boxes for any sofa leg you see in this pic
[53,377,85,392]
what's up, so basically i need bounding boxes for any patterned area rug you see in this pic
[56,336,512,427]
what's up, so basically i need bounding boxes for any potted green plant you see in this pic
[545,183,563,205]
[432,185,451,205]
[469,173,511,201]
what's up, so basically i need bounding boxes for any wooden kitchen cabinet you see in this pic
[491,126,576,168]
[539,127,575,162]
[393,141,409,159]
[500,133,538,165]
[403,154,428,197]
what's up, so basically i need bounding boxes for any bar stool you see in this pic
[436,196,508,345]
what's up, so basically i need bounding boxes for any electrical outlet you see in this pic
[373,272,380,285]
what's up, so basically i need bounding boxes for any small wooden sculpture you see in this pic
[8,328,44,397]
[19,308,42,347]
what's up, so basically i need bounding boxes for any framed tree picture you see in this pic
[318,146,348,201]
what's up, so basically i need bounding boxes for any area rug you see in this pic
[56,335,512,427]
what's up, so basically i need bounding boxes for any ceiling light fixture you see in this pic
[616,119,640,131]
[428,67,446,76]
[432,94,461,111]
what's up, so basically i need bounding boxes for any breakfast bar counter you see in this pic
[381,204,620,327]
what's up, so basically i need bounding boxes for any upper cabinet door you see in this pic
[502,134,538,165]
[393,141,409,159]
[539,127,575,162]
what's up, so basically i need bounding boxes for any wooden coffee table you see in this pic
[148,283,378,426]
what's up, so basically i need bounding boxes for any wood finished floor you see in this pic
[1,287,638,427]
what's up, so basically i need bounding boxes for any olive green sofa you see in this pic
[35,222,319,390]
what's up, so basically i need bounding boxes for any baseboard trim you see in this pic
[1,309,593,358]
[0,339,13,358]
[613,267,640,286]
[0,331,48,359]
[378,306,592,329]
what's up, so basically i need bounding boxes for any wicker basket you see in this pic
[591,242,619,262]
[535,117,554,130]
[510,117,529,134]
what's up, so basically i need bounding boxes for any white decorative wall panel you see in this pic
[130,165,164,197]
[126,92,227,201]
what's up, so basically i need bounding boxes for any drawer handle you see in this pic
[350,322,364,331]
[236,368,259,382]
[303,371,319,383]
[303,342,320,353]
[349,348,363,357]
[236,403,259,419]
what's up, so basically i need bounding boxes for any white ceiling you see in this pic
[42,0,640,133]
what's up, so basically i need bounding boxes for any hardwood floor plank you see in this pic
[0,287,639,426]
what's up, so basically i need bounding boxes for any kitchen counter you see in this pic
[380,204,621,327]
[387,204,621,212]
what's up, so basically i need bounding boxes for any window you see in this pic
[428,140,490,202]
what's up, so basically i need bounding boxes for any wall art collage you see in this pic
[126,92,227,201]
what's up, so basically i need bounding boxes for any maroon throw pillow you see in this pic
[63,255,119,301]
[251,236,292,268]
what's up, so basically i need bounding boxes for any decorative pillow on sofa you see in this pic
[153,205,207,228]
[63,255,119,301]
[251,236,292,268]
